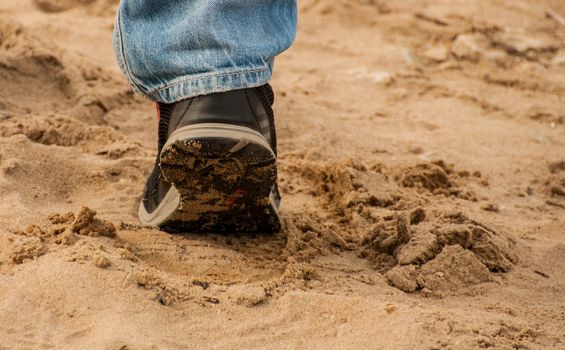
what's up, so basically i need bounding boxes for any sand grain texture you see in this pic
[1,0,564,349]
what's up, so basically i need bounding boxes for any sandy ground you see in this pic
[0,0,564,349]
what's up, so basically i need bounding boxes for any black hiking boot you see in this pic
[138,84,281,232]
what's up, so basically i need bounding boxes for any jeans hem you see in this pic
[146,65,274,103]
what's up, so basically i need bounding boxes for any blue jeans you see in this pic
[113,0,297,103]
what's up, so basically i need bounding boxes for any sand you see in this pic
[0,0,564,349]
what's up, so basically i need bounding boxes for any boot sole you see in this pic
[138,123,281,233]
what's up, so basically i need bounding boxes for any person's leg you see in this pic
[113,0,297,103]
[113,1,297,232]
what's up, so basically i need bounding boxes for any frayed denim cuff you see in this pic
[145,64,274,103]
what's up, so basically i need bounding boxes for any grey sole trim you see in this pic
[165,123,272,153]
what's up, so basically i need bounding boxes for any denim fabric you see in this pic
[113,0,297,103]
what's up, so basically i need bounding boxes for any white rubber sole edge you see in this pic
[138,184,181,226]
[138,123,277,227]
